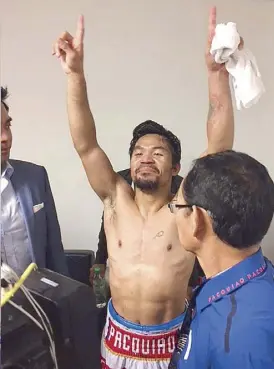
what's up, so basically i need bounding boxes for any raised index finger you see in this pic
[75,14,85,44]
[207,6,217,49]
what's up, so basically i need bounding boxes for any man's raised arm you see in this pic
[202,7,240,156]
[52,16,119,202]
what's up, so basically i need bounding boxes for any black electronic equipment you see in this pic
[1,268,101,369]
[1,292,52,369]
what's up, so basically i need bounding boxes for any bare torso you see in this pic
[105,186,195,325]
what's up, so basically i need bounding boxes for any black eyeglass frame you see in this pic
[168,203,193,213]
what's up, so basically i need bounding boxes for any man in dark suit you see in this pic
[1,86,68,276]
[91,169,203,289]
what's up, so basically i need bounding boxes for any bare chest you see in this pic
[105,205,184,266]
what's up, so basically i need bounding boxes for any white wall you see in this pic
[1,0,274,260]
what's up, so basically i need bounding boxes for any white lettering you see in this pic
[168,335,175,353]
[141,338,150,355]
[123,334,130,351]
[157,338,166,355]
[152,339,156,354]
[109,326,115,340]
[132,337,140,354]
[114,331,122,349]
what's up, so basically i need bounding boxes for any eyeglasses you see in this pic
[169,203,212,218]
[168,203,192,214]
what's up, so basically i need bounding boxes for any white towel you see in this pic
[210,22,265,110]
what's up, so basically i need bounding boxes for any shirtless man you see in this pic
[53,7,237,369]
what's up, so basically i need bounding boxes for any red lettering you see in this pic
[207,264,266,305]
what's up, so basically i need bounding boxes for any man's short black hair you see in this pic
[129,120,181,165]
[1,86,9,111]
[183,150,274,249]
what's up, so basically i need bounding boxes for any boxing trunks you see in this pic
[101,299,187,369]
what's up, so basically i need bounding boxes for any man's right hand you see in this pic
[205,7,244,75]
[89,264,106,286]
[52,15,85,75]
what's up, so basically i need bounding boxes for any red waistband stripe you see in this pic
[104,319,178,360]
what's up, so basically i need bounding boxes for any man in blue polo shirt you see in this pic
[168,150,274,369]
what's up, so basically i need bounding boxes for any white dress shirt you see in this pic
[1,162,32,275]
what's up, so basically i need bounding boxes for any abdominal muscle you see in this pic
[104,190,195,326]
[107,237,195,325]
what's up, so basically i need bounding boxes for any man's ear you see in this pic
[191,206,205,239]
[172,163,181,176]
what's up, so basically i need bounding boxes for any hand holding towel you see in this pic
[210,22,265,110]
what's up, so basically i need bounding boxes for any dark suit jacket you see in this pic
[95,168,203,287]
[9,159,68,276]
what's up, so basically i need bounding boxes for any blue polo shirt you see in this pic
[177,249,274,369]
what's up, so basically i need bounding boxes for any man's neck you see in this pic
[134,187,172,217]
[197,237,260,279]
